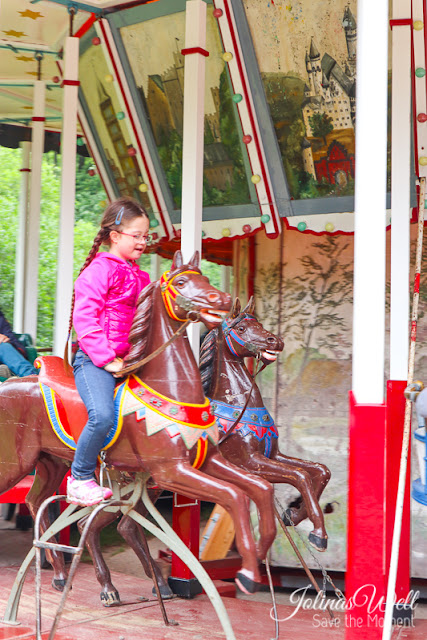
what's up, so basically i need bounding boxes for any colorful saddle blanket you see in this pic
[210,399,278,458]
[37,357,218,464]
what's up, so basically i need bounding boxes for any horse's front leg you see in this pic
[117,492,174,599]
[272,447,330,532]
[77,508,122,606]
[26,454,70,591]
[201,451,276,562]
[151,459,263,594]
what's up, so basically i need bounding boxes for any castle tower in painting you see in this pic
[343,5,357,74]
[308,39,322,96]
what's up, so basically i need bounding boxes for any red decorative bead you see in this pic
[242,134,252,144]
[418,113,427,123]
[243,224,252,234]
[127,147,137,156]
[213,8,223,18]
[151,232,158,241]
[92,37,101,46]
[88,169,96,176]
[52,76,60,84]
[176,229,182,238]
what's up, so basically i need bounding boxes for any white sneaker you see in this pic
[67,476,113,506]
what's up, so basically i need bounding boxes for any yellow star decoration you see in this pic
[22,106,33,110]
[19,10,43,20]
[3,29,26,37]
[16,55,34,62]
[26,71,39,77]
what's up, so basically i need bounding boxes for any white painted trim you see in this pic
[413,0,427,177]
[352,0,388,403]
[53,37,79,357]
[390,1,412,381]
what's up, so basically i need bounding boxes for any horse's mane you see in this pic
[124,281,158,368]
[199,327,220,396]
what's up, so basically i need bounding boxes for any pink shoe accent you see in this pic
[67,477,112,507]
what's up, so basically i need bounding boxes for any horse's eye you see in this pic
[176,279,185,286]
[238,325,245,332]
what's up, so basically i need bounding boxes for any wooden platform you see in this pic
[1,564,427,640]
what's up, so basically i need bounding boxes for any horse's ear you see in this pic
[171,250,183,270]
[188,251,200,268]
[231,298,241,318]
[243,296,255,315]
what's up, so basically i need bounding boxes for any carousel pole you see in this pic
[346,0,389,635]
[53,34,79,357]
[386,0,413,617]
[24,79,45,340]
[14,141,31,334]
[169,0,208,598]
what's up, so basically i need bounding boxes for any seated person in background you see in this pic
[0,308,37,377]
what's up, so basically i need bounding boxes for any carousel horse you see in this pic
[0,252,277,597]
[199,297,330,551]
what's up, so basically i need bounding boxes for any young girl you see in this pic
[67,197,151,507]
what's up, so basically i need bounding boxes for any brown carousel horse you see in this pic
[199,297,330,550]
[0,252,276,596]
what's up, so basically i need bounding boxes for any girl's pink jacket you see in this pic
[73,252,150,367]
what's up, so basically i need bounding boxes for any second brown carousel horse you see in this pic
[0,252,276,596]
[200,297,330,550]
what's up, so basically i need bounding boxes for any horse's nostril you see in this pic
[207,292,220,302]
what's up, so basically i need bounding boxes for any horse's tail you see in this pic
[199,327,218,396]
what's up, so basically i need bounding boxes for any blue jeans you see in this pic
[0,342,37,377]
[71,349,116,481]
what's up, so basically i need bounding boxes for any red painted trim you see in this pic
[385,380,411,601]
[389,18,412,28]
[0,476,33,504]
[219,0,280,238]
[19,168,31,172]
[247,235,255,300]
[414,271,421,293]
[346,392,387,627]
[412,2,419,173]
[99,20,171,239]
[74,14,97,39]
[62,80,80,87]
[181,47,209,58]
[171,494,200,580]
[32,117,45,122]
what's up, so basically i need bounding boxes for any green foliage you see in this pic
[308,111,334,144]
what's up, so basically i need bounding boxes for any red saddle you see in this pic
[35,356,88,443]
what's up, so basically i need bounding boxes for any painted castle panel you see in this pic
[243,0,358,201]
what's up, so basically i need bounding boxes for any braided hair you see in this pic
[64,197,148,365]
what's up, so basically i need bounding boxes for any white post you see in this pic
[53,37,79,357]
[221,265,231,294]
[389,0,411,380]
[24,81,45,341]
[180,0,207,360]
[352,0,389,403]
[14,141,31,334]
[150,253,161,281]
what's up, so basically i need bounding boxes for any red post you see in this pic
[169,493,202,598]
[346,392,387,638]
[385,380,411,599]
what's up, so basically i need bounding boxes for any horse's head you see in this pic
[222,298,284,365]
[161,250,232,329]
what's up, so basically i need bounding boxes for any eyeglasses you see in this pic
[118,231,151,243]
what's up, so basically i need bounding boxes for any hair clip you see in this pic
[114,207,124,225]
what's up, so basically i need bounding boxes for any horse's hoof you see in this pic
[308,532,328,552]
[52,578,67,592]
[152,585,174,600]
[235,572,259,595]
[100,591,121,607]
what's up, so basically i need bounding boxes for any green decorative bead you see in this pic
[415,67,426,78]
[260,214,270,224]
[297,221,307,232]
[425,199,427,209]
[201,230,206,238]
[116,111,125,120]
[149,218,159,228]
[76,137,85,146]
[232,93,243,103]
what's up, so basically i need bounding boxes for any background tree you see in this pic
[308,112,334,145]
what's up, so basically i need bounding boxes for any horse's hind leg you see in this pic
[26,454,70,591]
[77,508,122,606]
[118,494,173,600]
